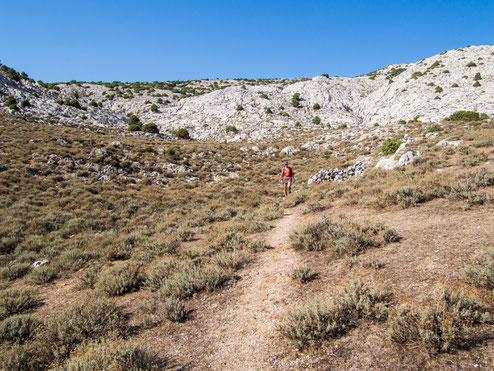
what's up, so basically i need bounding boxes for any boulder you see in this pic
[437,139,462,147]
[280,146,299,155]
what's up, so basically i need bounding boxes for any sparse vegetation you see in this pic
[445,110,488,122]
[381,138,403,155]
[290,217,397,257]
[226,125,238,133]
[278,280,390,349]
[389,287,489,353]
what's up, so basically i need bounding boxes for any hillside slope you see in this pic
[0,44,493,141]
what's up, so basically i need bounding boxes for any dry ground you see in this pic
[127,197,494,370]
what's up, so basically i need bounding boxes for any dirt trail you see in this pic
[202,207,304,370]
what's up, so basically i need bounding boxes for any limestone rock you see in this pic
[280,146,299,155]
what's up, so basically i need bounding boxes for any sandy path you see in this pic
[202,208,304,370]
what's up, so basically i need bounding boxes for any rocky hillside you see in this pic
[1,44,493,141]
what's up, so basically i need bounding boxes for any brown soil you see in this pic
[136,198,494,370]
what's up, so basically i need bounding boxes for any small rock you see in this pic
[92,148,108,157]
[280,146,299,155]
[55,138,67,145]
[437,139,462,147]
[32,260,49,268]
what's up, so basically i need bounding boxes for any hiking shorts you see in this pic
[282,178,292,184]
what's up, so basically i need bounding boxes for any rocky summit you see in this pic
[1,44,493,141]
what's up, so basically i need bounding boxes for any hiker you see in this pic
[280,161,294,197]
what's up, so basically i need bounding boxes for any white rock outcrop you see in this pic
[1,45,493,141]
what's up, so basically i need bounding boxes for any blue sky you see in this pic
[1,0,493,82]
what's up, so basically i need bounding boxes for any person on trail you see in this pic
[280,161,294,198]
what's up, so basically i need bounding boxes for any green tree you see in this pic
[142,123,159,133]
[312,116,321,124]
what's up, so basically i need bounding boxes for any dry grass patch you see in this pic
[388,286,490,353]
[277,280,391,349]
[290,216,398,257]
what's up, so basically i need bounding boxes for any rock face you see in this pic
[308,160,367,185]
[375,146,424,170]
[1,45,493,141]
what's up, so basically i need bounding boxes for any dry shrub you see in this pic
[77,263,102,290]
[278,280,390,349]
[284,191,309,208]
[0,314,39,344]
[290,216,398,257]
[53,249,94,273]
[388,287,489,353]
[146,258,184,291]
[301,201,329,214]
[0,288,37,319]
[57,340,164,370]
[27,265,57,285]
[211,250,252,271]
[45,295,129,361]
[290,265,317,283]
[0,263,31,281]
[462,248,494,290]
[160,265,231,299]
[97,261,144,296]
[157,297,187,323]
[256,204,284,221]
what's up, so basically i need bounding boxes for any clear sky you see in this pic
[1,0,493,82]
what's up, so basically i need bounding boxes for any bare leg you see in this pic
[283,182,288,197]
[288,181,292,193]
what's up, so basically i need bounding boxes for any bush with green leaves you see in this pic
[235,104,244,111]
[474,72,482,81]
[388,287,489,353]
[172,127,190,139]
[337,123,347,129]
[312,116,321,124]
[0,65,21,81]
[4,95,18,110]
[96,261,144,296]
[473,81,481,87]
[466,61,477,67]
[127,114,142,131]
[0,314,39,344]
[226,125,238,133]
[291,93,301,108]
[444,110,488,122]
[265,107,273,114]
[89,100,98,107]
[435,86,443,93]
[381,138,403,155]
[142,122,159,134]
[427,123,441,132]
[150,103,158,112]
[0,288,37,319]
[313,103,321,110]
[45,295,129,361]
[277,280,390,349]
[290,216,398,257]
